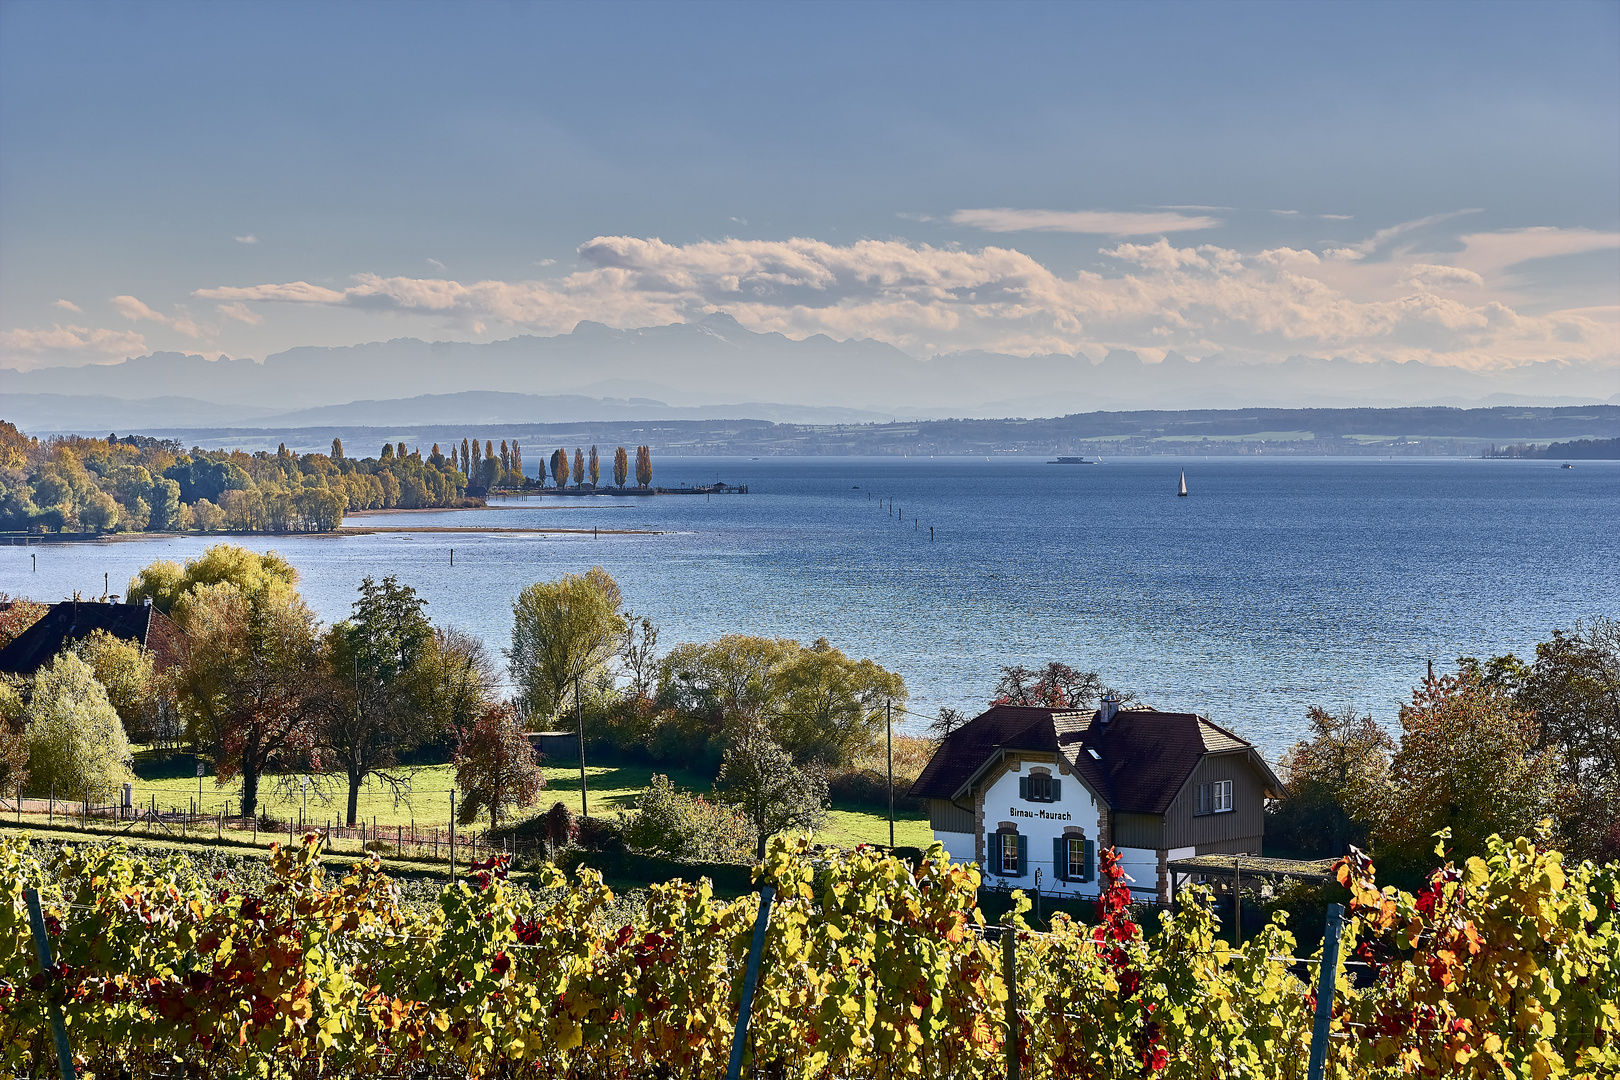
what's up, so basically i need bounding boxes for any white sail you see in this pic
[1178,470,1188,496]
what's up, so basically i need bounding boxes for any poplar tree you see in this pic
[588,445,600,487]
[636,445,653,488]
[381,443,395,461]
[471,439,481,476]
[500,441,511,479]
[573,448,584,489]
[551,448,569,488]
[512,442,523,480]
[331,438,344,461]
[614,446,629,488]
[461,438,470,475]
[485,441,494,468]
[397,442,407,459]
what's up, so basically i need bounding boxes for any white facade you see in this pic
[935,831,977,865]
[976,756,1106,898]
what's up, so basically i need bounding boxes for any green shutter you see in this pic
[1051,778,1061,802]
[989,831,1001,872]
[1016,835,1027,878]
[1083,839,1096,883]
[1053,837,1067,881]
[1018,776,1028,801]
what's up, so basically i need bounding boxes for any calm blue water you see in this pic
[5,457,1616,757]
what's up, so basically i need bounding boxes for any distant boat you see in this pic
[1561,463,1574,469]
[1178,470,1189,497]
[1047,456,1094,465]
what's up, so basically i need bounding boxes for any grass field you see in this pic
[103,756,930,850]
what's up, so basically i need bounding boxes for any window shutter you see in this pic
[1053,837,1067,881]
[1019,777,1029,801]
[989,831,1001,871]
[1083,839,1096,883]
[1051,778,1061,802]
[1016,836,1027,878]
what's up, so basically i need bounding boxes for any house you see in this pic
[907,696,1282,905]
[0,600,186,676]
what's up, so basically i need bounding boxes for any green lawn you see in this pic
[126,758,929,850]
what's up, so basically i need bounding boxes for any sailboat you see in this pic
[1177,470,1188,497]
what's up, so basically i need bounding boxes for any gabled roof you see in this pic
[0,601,186,676]
[910,704,1281,815]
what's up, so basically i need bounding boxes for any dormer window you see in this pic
[1019,772,1060,803]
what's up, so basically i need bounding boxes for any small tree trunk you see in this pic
[241,766,259,821]
[347,769,362,828]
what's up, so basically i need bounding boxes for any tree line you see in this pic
[0,544,906,860]
[0,423,486,535]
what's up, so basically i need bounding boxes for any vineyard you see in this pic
[2,829,1616,1079]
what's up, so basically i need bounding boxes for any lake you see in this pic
[6,456,1616,758]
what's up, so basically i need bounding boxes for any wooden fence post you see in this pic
[1306,903,1346,1080]
[1003,927,1021,1080]
[24,888,76,1080]
[724,884,776,1080]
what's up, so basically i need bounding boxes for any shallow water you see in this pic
[7,456,1616,758]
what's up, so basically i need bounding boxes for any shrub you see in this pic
[624,773,753,861]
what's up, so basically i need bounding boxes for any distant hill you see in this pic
[5,313,1615,424]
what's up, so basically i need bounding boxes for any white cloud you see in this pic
[1341,208,1483,257]
[426,257,446,271]
[235,234,259,244]
[215,301,262,325]
[185,227,1620,369]
[112,294,202,338]
[52,299,82,313]
[1,324,147,357]
[950,207,1223,235]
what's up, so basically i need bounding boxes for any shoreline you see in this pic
[1,523,661,545]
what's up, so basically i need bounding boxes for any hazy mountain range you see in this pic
[3,313,1615,435]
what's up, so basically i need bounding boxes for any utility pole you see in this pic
[886,700,895,850]
[576,674,589,819]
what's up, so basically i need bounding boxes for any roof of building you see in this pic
[0,601,186,676]
[909,703,1281,814]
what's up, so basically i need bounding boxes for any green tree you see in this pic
[72,629,156,742]
[80,490,120,532]
[148,477,181,532]
[380,443,395,461]
[20,651,135,801]
[714,724,827,858]
[573,448,584,489]
[1268,705,1395,857]
[0,678,32,795]
[500,441,511,478]
[454,702,544,827]
[626,773,753,860]
[613,446,628,489]
[322,576,438,826]
[168,575,326,818]
[772,637,907,767]
[460,438,470,476]
[1373,668,1560,872]
[508,568,626,722]
[127,544,297,614]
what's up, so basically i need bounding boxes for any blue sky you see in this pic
[2,0,1616,375]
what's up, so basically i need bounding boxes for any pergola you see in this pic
[1166,853,1340,939]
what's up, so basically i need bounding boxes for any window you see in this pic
[1067,837,1086,880]
[1196,780,1235,815]
[1001,833,1020,875]
[1019,773,1060,803]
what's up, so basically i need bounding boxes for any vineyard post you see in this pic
[1002,927,1020,1080]
[886,699,894,850]
[449,792,456,880]
[24,888,76,1080]
[49,783,53,825]
[724,883,776,1080]
[1306,903,1346,1080]
[576,674,588,819]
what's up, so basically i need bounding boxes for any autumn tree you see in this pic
[126,544,297,615]
[550,448,569,489]
[331,438,344,461]
[454,702,544,827]
[72,629,157,742]
[1268,705,1395,856]
[169,573,327,819]
[990,662,1118,709]
[511,442,523,481]
[715,724,828,858]
[508,568,626,722]
[398,442,408,459]
[380,443,394,461]
[18,651,135,801]
[322,576,438,826]
[588,445,600,487]
[573,448,584,489]
[635,445,652,488]
[613,446,629,489]
[461,438,470,476]
[1373,668,1560,872]
[470,439,481,478]
[0,595,47,651]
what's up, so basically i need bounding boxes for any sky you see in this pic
[2,0,1617,379]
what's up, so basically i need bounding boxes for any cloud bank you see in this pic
[190,228,1619,369]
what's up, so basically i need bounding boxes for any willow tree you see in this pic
[508,567,626,722]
